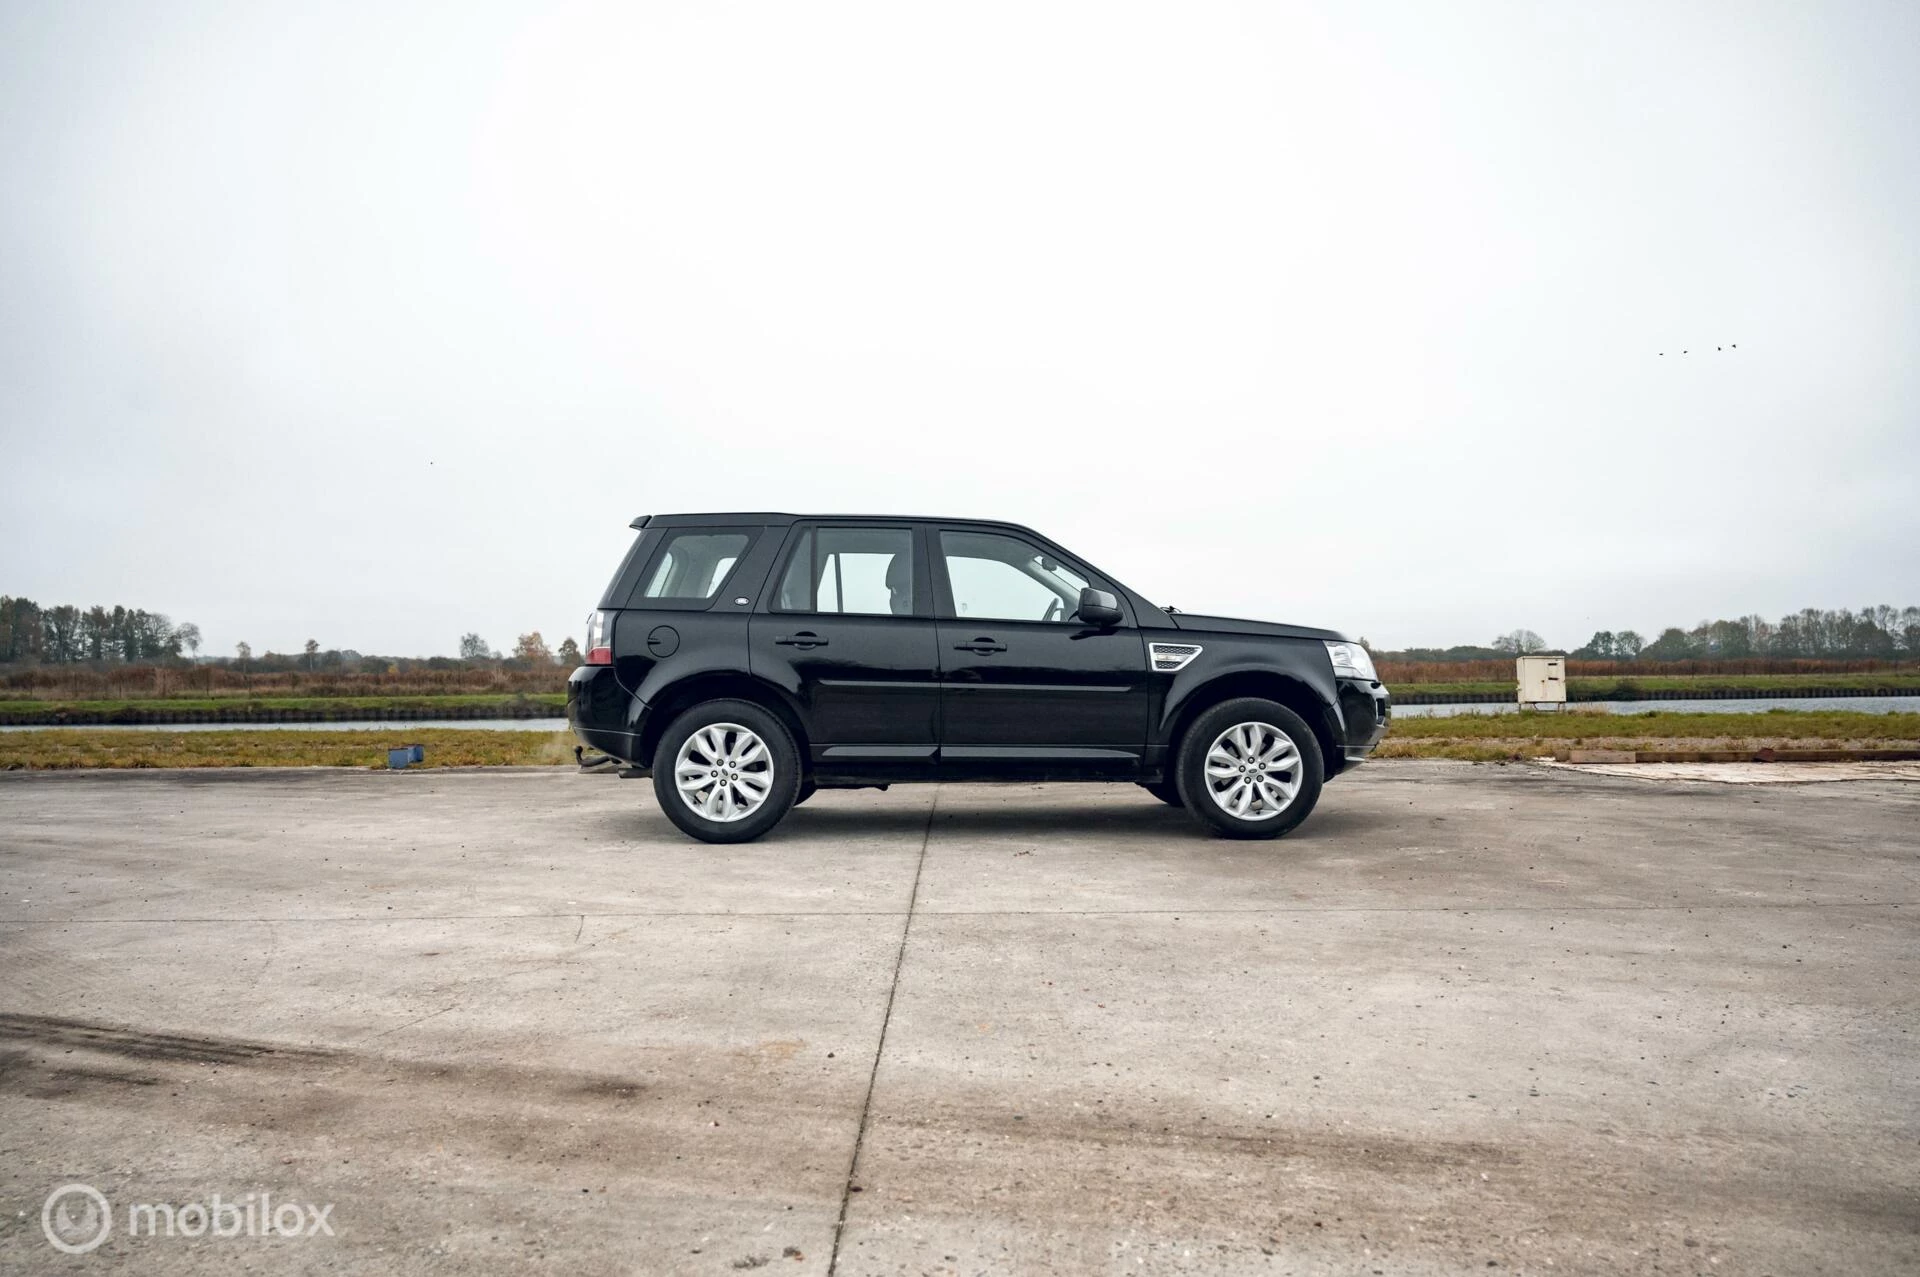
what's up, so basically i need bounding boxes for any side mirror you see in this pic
[1076,587,1123,628]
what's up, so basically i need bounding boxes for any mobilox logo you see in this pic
[41,1183,335,1253]
[42,1184,111,1255]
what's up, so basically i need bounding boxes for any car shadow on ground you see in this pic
[774,794,1392,843]
[593,789,1394,844]
[779,803,1190,839]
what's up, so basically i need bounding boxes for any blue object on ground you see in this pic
[409,744,425,763]
[387,747,412,769]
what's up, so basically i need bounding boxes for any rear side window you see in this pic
[775,527,915,616]
[641,530,751,601]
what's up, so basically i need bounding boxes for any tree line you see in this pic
[459,632,582,666]
[11,592,1916,670]
[1,596,582,672]
[1,597,197,665]
[1384,605,1920,663]
[1574,605,1920,661]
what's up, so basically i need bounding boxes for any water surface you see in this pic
[1392,696,1917,718]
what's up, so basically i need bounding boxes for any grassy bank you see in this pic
[1376,709,1920,760]
[0,693,566,724]
[0,728,575,770]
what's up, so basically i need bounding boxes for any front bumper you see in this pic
[567,665,650,764]
[1335,676,1391,765]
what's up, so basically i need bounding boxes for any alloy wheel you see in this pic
[674,723,774,822]
[1202,721,1303,821]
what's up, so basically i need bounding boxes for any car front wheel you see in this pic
[1174,698,1323,839]
[652,699,801,843]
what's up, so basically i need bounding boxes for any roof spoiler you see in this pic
[629,515,652,530]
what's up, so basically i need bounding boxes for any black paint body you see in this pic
[568,514,1390,787]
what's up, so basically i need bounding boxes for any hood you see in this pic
[1168,612,1349,643]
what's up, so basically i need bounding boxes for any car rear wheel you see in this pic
[1174,698,1323,839]
[652,699,801,843]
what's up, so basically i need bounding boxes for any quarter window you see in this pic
[640,531,751,600]
[776,527,915,616]
[940,531,1091,622]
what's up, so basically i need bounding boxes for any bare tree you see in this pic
[305,638,320,671]
[1491,629,1546,655]
[176,622,202,663]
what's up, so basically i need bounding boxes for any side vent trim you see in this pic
[1149,642,1203,673]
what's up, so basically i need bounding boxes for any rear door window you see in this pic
[774,527,916,616]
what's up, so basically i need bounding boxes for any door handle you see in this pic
[775,632,828,648]
[953,638,1006,654]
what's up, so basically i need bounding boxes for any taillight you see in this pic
[585,610,613,664]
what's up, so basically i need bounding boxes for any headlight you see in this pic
[1324,641,1377,681]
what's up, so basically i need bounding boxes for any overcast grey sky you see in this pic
[2,0,1915,657]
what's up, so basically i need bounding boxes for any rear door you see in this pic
[748,523,941,774]
[932,526,1151,775]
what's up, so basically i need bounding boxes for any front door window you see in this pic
[940,531,1088,623]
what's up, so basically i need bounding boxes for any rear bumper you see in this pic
[568,665,649,764]
[1336,676,1391,766]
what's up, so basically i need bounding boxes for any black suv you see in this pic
[569,514,1389,843]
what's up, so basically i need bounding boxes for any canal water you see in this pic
[1393,696,1918,718]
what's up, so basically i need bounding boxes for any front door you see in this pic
[933,527,1150,777]
[749,523,941,778]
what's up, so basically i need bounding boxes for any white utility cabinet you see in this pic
[1517,655,1566,709]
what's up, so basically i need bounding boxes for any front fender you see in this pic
[1151,637,1349,769]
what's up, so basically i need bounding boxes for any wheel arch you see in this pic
[636,672,812,772]
[1161,670,1344,779]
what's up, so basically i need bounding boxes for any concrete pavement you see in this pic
[1,763,1916,1274]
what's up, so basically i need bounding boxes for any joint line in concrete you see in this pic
[828,785,938,1275]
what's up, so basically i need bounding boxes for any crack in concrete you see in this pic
[829,785,938,1276]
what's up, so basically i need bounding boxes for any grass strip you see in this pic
[1376,738,1920,761]
[0,729,577,770]
[1375,709,1920,761]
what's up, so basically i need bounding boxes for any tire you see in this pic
[1140,779,1184,807]
[1173,697,1324,839]
[793,781,818,807]
[651,699,801,843]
